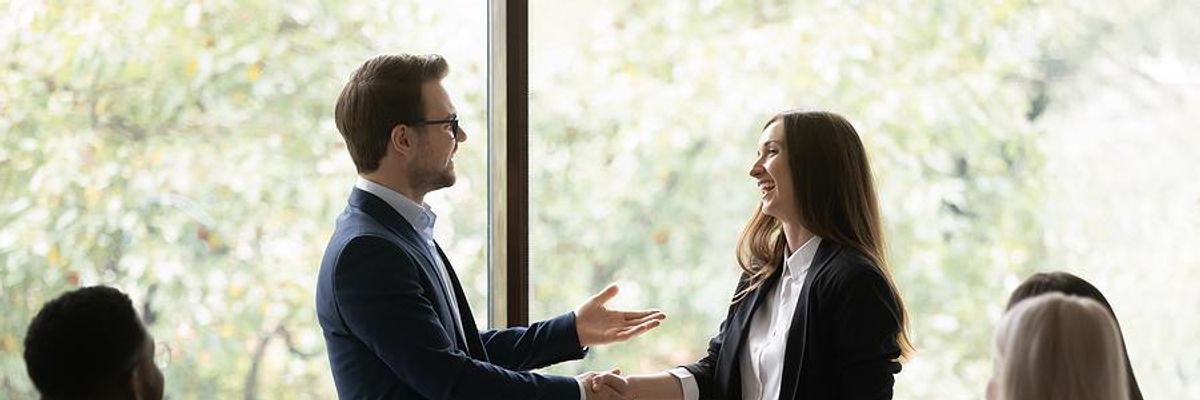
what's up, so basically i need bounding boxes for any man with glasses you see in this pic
[24,285,165,400]
[317,53,664,399]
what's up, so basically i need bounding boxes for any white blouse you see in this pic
[670,236,821,400]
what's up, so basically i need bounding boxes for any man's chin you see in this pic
[432,173,456,190]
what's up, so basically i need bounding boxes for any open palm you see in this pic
[574,284,667,347]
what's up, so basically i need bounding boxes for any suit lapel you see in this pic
[780,239,840,399]
[720,267,783,400]
[435,243,482,357]
[348,188,467,352]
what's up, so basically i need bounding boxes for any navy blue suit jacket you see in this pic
[316,188,586,399]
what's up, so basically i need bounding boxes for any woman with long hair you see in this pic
[1004,272,1142,400]
[988,292,1130,400]
[587,110,911,399]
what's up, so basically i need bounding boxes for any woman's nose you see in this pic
[749,161,764,178]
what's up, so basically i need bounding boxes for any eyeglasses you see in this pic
[410,116,461,135]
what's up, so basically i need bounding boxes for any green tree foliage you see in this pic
[2,0,1196,398]
[527,2,1050,397]
[526,0,1199,398]
[0,0,489,397]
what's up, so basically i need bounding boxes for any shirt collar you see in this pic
[355,177,437,236]
[783,235,822,278]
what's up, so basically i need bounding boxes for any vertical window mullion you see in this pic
[487,0,530,329]
[504,0,530,328]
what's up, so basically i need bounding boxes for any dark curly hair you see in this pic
[24,285,147,399]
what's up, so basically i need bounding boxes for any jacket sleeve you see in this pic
[479,311,588,371]
[826,265,903,399]
[680,274,749,400]
[333,236,580,400]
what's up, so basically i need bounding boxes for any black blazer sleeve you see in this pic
[824,264,903,399]
[333,236,579,400]
[681,317,729,399]
[680,275,749,399]
[479,311,588,371]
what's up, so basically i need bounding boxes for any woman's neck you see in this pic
[781,220,814,254]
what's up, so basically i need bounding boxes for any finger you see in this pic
[578,371,597,390]
[618,309,666,321]
[593,372,618,380]
[622,311,667,326]
[592,372,623,392]
[612,319,662,341]
[608,367,622,375]
[613,322,655,339]
[588,284,620,305]
[599,378,627,394]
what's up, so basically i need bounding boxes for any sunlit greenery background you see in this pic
[2,0,1197,398]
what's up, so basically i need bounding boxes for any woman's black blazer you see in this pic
[681,239,904,400]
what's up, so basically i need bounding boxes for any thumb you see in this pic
[589,284,620,305]
[591,371,618,390]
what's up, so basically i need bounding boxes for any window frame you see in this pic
[487,0,530,329]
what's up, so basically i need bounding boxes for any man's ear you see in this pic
[391,124,416,158]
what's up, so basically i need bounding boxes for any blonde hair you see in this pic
[992,293,1130,400]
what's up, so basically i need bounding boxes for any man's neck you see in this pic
[360,172,426,204]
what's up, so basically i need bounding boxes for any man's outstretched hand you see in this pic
[574,284,667,347]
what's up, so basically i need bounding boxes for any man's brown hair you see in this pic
[334,54,449,173]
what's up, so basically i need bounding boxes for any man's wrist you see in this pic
[572,310,593,348]
[575,376,589,400]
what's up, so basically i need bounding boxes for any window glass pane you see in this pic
[528,1,1200,398]
[1,1,486,397]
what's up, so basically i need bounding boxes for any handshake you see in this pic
[578,368,633,400]
[570,284,677,400]
[576,368,685,400]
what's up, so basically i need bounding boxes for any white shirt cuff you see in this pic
[577,377,588,400]
[668,367,700,400]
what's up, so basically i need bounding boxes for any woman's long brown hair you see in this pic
[733,110,914,358]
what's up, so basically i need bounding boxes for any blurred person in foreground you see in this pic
[24,285,164,400]
[316,53,665,399]
[592,110,912,399]
[989,292,1130,400]
[1005,271,1143,400]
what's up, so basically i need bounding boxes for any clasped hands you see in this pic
[573,284,666,400]
[578,368,631,400]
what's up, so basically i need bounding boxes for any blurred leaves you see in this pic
[1,0,487,398]
[2,0,1197,399]
[526,0,1199,398]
